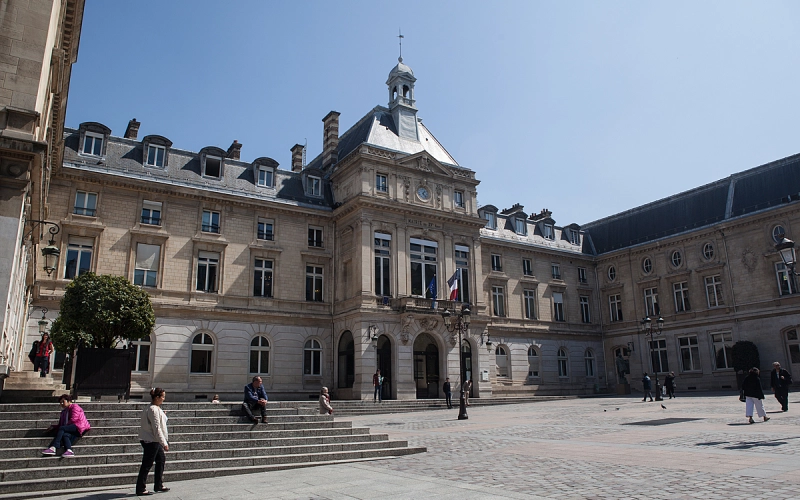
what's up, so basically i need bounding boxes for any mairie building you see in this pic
[24,57,800,401]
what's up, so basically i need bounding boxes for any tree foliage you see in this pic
[50,273,155,351]
[732,340,760,373]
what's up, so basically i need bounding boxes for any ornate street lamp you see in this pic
[776,235,798,293]
[441,302,471,420]
[27,220,60,276]
[640,315,665,401]
[367,325,379,349]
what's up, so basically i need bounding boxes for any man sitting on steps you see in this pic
[242,376,268,424]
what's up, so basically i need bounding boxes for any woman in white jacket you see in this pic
[136,388,170,495]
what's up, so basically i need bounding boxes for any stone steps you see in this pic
[0,402,425,495]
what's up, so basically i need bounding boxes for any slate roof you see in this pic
[582,153,800,255]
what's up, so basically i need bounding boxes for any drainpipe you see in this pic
[719,230,738,314]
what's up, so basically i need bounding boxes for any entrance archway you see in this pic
[377,335,393,400]
[337,331,354,388]
[461,339,473,397]
[413,333,439,399]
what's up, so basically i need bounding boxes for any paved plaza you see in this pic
[49,393,800,499]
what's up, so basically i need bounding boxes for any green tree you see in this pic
[50,273,155,351]
[732,340,760,373]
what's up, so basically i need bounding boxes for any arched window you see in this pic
[304,339,322,376]
[527,346,539,378]
[495,345,508,378]
[557,348,569,378]
[249,336,270,375]
[191,333,214,373]
[584,349,595,377]
[131,335,151,372]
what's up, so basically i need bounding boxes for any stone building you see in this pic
[25,56,800,400]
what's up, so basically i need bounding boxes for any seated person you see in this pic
[242,376,268,423]
[42,394,91,457]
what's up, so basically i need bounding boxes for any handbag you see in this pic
[739,391,746,403]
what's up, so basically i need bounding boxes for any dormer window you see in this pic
[142,135,172,169]
[78,122,111,158]
[257,166,274,187]
[307,176,321,197]
[204,156,222,178]
[515,218,527,235]
[484,212,496,230]
[82,132,104,156]
[543,224,554,240]
[146,145,165,167]
[569,229,580,245]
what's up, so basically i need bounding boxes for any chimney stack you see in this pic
[226,140,242,160]
[124,118,140,140]
[290,144,304,172]
[321,111,340,168]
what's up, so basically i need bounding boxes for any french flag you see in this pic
[447,269,460,300]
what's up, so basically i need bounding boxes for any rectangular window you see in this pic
[673,282,690,312]
[552,292,565,321]
[203,155,221,178]
[196,251,219,292]
[257,166,274,187]
[484,212,496,230]
[64,236,93,279]
[650,339,669,373]
[202,210,220,233]
[609,294,623,322]
[74,191,97,216]
[82,132,103,156]
[376,173,388,193]
[257,218,274,241]
[306,265,324,302]
[307,175,321,196]
[580,295,591,323]
[515,218,526,235]
[522,258,533,276]
[552,264,561,280]
[543,224,554,240]
[146,144,165,167]
[492,286,506,317]
[711,332,733,369]
[308,226,323,248]
[454,190,464,208]
[705,275,724,308]
[644,287,659,316]
[141,200,162,226]
[523,289,536,319]
[578,267,587,284]
[134,243,160,287]
[253,258,273,297]
[410,238,437,298]
[679,336,700,371]
[131,340,150,372]
[375,232,391,297]
[569,229,580,245]
[491,254,502,272]
[455,245,470,303]
[777,263,795,295]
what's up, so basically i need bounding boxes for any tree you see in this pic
[732,340,760,373]
[50,273,155,351]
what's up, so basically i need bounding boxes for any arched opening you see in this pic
[613,346,631,384]
[392,87,398,101]
[413,333,439,399]
[402,85,410,98]
[337,331,354,388]
[557,347,569,378]
[584,349,595,377]
[495,345,509,378]
[461,339,473,398]
[377,335,393,400]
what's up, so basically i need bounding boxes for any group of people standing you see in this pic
[442,377,472,409]
[741,362,792,423]
[640,371,677,401]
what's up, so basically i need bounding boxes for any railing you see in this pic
[201,224,220,233]
[257,231,274,241]
[141,216,161,226]
[73,207,96,216]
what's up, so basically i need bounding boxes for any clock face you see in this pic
[417,186,430,201]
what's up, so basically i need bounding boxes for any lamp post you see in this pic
[776,235,798,293]
[640,315,665,401]
[441,303,470,420]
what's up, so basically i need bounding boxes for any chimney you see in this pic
[226,140,242,160]
[124,118,140,140]
[321,111,340,168]
[290,144,304,172]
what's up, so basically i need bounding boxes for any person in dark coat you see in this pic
[641,373,653,402]
[770,361,792,412]
[742,367,770,424]
[664,372,676,399]
[242,376,268,423]
[443,378,452,409]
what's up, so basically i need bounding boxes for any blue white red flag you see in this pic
[447,269,460,300]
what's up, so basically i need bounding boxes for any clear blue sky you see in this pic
[66,1,800,225]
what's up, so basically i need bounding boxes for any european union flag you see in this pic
[428,276,437,309]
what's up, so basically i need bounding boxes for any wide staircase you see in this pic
[0,365,67,403]
[309,395,577,416]
[0,402,425,498]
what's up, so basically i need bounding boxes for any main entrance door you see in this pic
[377,335,392,400]
[413,334,439,399]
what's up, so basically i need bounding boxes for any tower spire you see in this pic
[398,29,404,62]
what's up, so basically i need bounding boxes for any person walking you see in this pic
[443,377,452,409]
[664,372,676,399]
[742,367,770,424]
[770,361,792,412]
[41,394,91,458]
[373,369,384,403]
[242,376,269,423]
[642,373,653,402]
[136,388,170,496]
[33,333,53,377]
[319,387,333,415]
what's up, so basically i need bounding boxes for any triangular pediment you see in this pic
[396,151,452,177]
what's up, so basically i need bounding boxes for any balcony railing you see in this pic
[141,216,161,226]
[73,207,96,216]
[201,224,220,234]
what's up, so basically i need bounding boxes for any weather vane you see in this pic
[398,28,404,62]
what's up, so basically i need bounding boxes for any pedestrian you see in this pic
[742,367,770,424]
[319,387,333,415]
[41,394,91,458]
[373,369,384,403]
[443,377,452,409]
[242,376,268,423]
[33,332,53,377]
[463,379,472,406]
[642,373,653,402]
[664,371,676,399]
[136,387,170,495]
[211,394,220,404]
[770,361,792,412]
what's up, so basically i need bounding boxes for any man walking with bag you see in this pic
[771,361,792,412]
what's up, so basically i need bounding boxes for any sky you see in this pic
[66,1,800,225]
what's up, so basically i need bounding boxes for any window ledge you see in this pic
[300,250,332,259]
[249,243,282,252]
[520,275,539,284]
[192,234,228,245]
